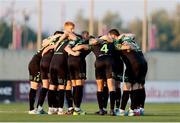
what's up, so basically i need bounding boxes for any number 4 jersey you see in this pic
[90,40,115,58]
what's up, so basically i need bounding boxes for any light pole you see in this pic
[37,0,42,50]
[89,0,94,35]
[142,0,147,53]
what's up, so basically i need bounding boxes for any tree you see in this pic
[74,9,89,34]
[74,9,99,36]
[21,25,37,48]
[151,10,174,51]
[127,18,143,47]
[0,21,12,48]
[102,11,123,31]
[171,4,180,51]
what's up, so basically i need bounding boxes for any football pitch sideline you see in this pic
[0,103,180,122]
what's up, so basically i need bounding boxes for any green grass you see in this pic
[0,103,180,122]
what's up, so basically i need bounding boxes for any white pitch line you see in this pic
[0,110,27,113]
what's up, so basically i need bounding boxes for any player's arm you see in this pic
[121,45,131,50]
[115,40,131,50]
[100,35,113,43]
[89,38,104,45]
[64,38,81,56]
[42,34,62,47]
[121,41,134,50]
[72,44,89,51]
[64,45,80,56]
[54,32,69,50]
[89,38,98,45]
[42,39,51,47]
[42,44,55,56]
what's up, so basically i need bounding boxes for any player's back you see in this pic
[91,41,114,58]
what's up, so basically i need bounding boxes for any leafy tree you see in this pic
[102,10,123,31]
[74,9,89,34]
[127,18,142,47]
[151,10,174,51]
[171,4,180,51]
[0,21,12,48]
[21,25,37,48]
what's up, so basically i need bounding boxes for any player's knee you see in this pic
[76,80,83,86]
[42,79,49,88]
[123,82,131,91]
[139,83,145,89]
[97,83,103,92]
[132,83,139,90]
[107,78,115,91]
[49,84,56,90]
[30,81,39,90]
[58,85,65,90]
[97,87,103,92]
[107,84,115,92]
[71,80,76,86]
[96,80,103,91]
[66,80,72,90]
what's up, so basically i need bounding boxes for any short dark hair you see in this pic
[98,35,102,38]
[81,31,89,35]
[53,31,64,35]
[89,35,95,39]
[108,29,120,36]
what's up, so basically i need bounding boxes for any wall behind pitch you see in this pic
[0,50,180,81]
[0,49,35,80]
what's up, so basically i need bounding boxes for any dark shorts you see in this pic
[49,53,68,86]
[121,50,148,84]
[40,50,54,79]
[68,55,85,80]
[114,57,124,82]
[95,56,115,80]
[81,58,87,80]
[28,54,42,83]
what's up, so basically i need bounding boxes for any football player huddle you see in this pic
[28,21,147,116]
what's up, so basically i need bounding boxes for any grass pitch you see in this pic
[0,102,180,122]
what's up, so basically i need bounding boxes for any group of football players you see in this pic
[28,21,147,116]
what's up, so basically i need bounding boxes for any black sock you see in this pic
[79,86,84,105]
[110,91,116,110]
[130,90,138,110]
[29,88,37,110]
[73,86,77,107]
[54,90,59,108]
[115,88,121,109]
[136,89,142,108]
[97,91,104,110]
[66,90,73,108]
[37,88,48,108]
[76,85,83,108]
[58,90,65,108]
[103,86,109,109]
[136,89,141,108]
[48,90,55,108]
[120,91,130,110]
[140,88,146,108]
